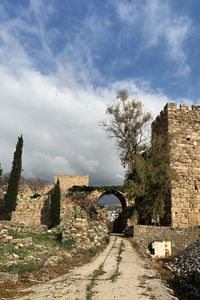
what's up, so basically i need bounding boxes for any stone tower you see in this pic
[152,103,200,228]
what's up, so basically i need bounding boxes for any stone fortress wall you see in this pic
[132,225,200,254]
[152,103,200,228]
[1,103,200,230]
[55,175,89,221]
[54,175,89,191]
[0,175,89,226]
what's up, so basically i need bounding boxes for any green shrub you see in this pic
[88,235,94,242]
[63,237,76,250]
[8,262,35,274]
[132,241,139,248]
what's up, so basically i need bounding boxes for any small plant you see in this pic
[132,241,139,248]
[116,255,122,263]
[8,262,35,274]
[88,235,95,242]
[102,236,110,245]
[63,237,76,250]
[86,264,106,300]
[118,241,125,255]
[88,247,100,256]
[107,271,121,282]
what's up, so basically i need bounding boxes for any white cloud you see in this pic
[1,60,186,185]
[0,54,178,185]
[113,0,192,76]
[0,1,194,185]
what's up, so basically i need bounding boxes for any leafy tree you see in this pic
[100,90,152,173]
[101,91,175,225]
[26,178,48,195]
[50,179,61,228]
[4,135,23,219]
[125,134,175,225]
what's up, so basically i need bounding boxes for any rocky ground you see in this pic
[0,220,109,299]
[13,235,177,300]
[164,238,200,300]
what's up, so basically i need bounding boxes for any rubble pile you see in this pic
[166,238,200,299]
[61,206,108,254]
[0,205,109,284]
[0,221,47,233]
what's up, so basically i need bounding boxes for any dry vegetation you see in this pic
[0,228,109,299]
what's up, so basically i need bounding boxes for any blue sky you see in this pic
[0,0,200,185]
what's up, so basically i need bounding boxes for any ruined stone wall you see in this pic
[11,196,51,227]
[54,175,89,192]
[56,175,89,223]
[0,175,89,226]
[152,103,200,228]
[133,225,200,254]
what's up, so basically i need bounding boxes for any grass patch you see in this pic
[0,229,109,300]
[88,235,95,242]
[0,244,34,263]
[132,241,140,248]
[86,264,106,300]
[63,237,76,250]
[107,239,125,284]
[107,271,121,282]
[8,262,35,274]
[118,241,125,255]
[7,229,77,252]
[102,236,110,245]
[116,255,122,263]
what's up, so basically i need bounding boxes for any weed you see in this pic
[107,271,121,282]
[63,237,76,250]
[118,241,125,255]
[116,255,122,263]
[92,267,106,278]
[107,239,125,284]
[88,235,95,242]
[132,241,139,248]
[102,236,110,245]
[88,247,98,256]
[86,264,106,300]
[8,262,37,274]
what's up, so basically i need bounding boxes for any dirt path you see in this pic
[14,236,178,300]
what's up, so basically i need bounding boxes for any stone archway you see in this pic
[64,187,133,231]
[98,191,127,233]
[98,190,127,210]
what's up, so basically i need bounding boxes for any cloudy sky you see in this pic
[0,0,199,185]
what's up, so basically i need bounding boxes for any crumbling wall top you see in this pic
[54,175,89,192]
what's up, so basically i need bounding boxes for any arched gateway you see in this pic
[67,186,132,233]
[0,175,133,229]
[98,190,127,233]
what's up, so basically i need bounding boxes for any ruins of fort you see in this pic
[1,103,200,232]
[152,103,200,228]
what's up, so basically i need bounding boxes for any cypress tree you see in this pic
[0,164,2,186]
[50,179,61,228]
[4,135,23,219]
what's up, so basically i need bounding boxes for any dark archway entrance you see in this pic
[98,191,127,233]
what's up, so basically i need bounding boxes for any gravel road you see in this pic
[14,235,178,300]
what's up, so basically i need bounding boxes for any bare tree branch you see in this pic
[100,91,152,172]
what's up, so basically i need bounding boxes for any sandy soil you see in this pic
[13,235,178,300]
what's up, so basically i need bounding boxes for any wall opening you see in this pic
[97,191,127,233]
